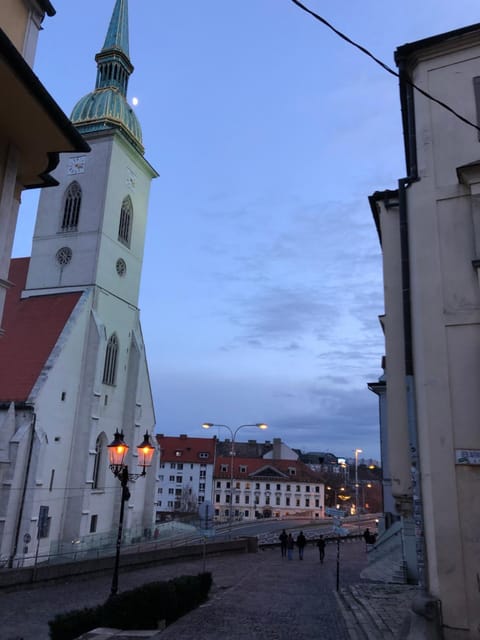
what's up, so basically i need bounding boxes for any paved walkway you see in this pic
[0,539,416,640]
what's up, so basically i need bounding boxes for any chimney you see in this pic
[273,438,282,459]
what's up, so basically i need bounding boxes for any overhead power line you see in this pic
[290,0,480,133]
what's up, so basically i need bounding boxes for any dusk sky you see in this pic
[12,1,480,461]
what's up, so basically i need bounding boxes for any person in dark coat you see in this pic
[279,529,288,558]
[317,535,326,563]
[296,531,307,560]
[287,533,295,560]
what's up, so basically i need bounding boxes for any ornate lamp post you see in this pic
[202,422,267,535]
[108,430,155,596]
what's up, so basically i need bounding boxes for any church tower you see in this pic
[24,0,157,307]
[0,0,157,562]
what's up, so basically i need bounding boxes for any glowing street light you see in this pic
[202,422,268,535]
[107,430,155,596]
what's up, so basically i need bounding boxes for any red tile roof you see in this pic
[215,455,324,483]
[0,258,82,403]
[156,434,216,463]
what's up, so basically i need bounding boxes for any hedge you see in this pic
[49,572,212,640]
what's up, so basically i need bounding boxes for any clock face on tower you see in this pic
[67,156,86,175]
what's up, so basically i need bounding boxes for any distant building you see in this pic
[214,438,324,520]
[298,451,340,473]
[155,435,216,522]
[370,22,480,638]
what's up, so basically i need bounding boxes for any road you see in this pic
[1,539,370,640]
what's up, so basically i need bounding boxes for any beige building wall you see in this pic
[390,27,480,638]
[0,0,53,65]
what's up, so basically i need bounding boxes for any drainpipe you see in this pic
[396,58,428,593]
[9,407,36,568]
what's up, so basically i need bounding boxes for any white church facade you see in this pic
[0,0,158,566]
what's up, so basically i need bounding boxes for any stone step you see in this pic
[349,585,397,638]
[334,590,369,640]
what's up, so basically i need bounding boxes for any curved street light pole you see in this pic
[202,422,267,537]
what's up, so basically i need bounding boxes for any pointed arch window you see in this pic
[92,433,107,489]
[118,196,133,247]
[61,182,82,231]
[102,333,118,386]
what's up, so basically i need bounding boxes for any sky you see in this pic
[12,0,480,462]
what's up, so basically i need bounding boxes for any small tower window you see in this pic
[118,196,133,246]
[61,182,82,231]
[102,333,118,386]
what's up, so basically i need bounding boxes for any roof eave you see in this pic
[0,27,89,189]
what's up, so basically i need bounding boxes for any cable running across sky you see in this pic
[290,0,480,133]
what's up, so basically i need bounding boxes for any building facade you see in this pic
[0,0,157,566]
[214,438,324,520]
[155,435,216,522]
[0,0,88,333]
[370,23,480,639]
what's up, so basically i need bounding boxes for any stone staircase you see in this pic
[335,583,418,640]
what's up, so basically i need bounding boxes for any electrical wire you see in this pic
[290,0,480,133]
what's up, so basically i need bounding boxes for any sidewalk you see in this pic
[1,539,416,639]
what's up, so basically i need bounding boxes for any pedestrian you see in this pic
[279,529,288,558]
[287,533,294,560]
[317,535,325,563]
[363,528,376,545]
[296,530,306,560]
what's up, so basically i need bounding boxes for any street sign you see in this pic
[455,449,480,465]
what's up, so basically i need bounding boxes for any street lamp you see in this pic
[108,429,155,596]
[202,422,268,535]
[354,448,363,516]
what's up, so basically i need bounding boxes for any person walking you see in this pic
[287,533,294,560]
[296,531,306,560]
[317,535,326,564]
[279,529,288,558]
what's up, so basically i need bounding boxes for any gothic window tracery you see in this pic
[118,196,133,247]
[61,181,82,231]
[102,333,118,386]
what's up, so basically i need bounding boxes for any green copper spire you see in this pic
[71,0,143,153]
[102,0,130,57]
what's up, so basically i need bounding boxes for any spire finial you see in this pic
[103,0,130,57]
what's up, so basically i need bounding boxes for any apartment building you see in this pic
[155,434,216,521]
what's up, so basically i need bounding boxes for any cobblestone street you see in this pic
[1,539,367,639]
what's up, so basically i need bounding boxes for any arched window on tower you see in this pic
[61,182,82,231]
[118,196,133,247]
[92,433,107,490]
[102,333,118,386]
